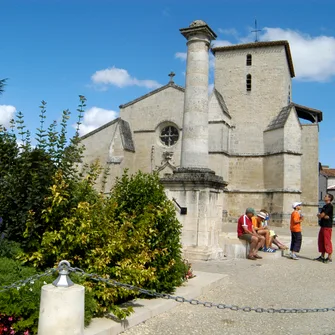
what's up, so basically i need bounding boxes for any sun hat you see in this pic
[257,211,267,219]
[245,207,255,215]
[292,202,302,209]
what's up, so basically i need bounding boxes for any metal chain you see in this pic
[69,266,335,314]
[0,268,56,293]
[1,262,335,314]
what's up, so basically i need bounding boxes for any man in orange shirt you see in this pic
[290,202,303,260]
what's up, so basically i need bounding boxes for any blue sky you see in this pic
[1,0,334,166]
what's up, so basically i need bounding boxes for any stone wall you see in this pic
[214,45,292,154]
[164,185,224,260]
[264,155,284,189]
[120,86,184,132]
[120,86,184,175]
[80,119,119,166]
[264,128,284,153]
[209,153,229,182]
[301,124,319,224]
[228,156,265,190]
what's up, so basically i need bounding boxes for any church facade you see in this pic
[80,21,322,228]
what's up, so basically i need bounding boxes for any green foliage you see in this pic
[21,168,184,319]
[0,94,184,326]
[0,78,7,95]
[0,97,85,245]
[0,239,22,258]
[111,170,185,292]
[0,257,97,334]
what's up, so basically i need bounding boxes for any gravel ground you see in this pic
[122,226,335,335]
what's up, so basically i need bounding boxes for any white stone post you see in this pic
[38,261,85,335]
[180,20,217,169]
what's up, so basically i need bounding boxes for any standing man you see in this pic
[237,208,265,260]
[315,194,334,263]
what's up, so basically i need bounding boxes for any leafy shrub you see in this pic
[110,170,185,292]
[0,239,22,258]
[0,257,96,334]
[21,168,184,319]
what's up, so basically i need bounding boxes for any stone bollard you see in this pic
[38,261,85,335]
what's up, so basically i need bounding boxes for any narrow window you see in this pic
[287,85,291,104]
[246,54,252,66]
[246,74,252,91]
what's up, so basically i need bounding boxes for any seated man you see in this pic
[237,208,265,260]
[252,212,276,252]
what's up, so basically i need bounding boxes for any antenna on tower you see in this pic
[251,19,262,42]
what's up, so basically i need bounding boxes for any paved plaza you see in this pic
[122,225,335,335]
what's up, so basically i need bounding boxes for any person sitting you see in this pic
[260,209,288,250]
[237,208,265,260]
[252,212,276,252]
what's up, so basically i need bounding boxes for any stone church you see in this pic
[80,20,322,259]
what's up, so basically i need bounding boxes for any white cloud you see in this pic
[0,105,16,127]
[175,52,187,61]
[218,28,239,39]
[77,106,119,136]
[211,40,232,48]
[91,66,161,89]
[176,27,335,83]
[260,28,335,82]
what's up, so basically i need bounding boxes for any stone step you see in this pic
[219,233,282,259]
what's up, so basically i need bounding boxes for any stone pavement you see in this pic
[121,225,335,335]
[84,271,228,335]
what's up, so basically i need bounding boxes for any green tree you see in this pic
[0,97,85,245]
[0,78,7,95]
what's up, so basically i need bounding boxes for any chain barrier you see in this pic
[0,268,56,293]
[68,265,335,314]
[1,261,335,314]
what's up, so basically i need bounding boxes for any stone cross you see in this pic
[168,71,175,83]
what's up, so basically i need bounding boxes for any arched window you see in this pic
[246,54,252,66]
[246,74,252,91]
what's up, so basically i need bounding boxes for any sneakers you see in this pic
[262,247,276,253]
[290,252,299,260]
[314,256,325,262]
[314,256,332,263]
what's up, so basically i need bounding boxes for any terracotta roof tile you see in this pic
[322,169,335,177]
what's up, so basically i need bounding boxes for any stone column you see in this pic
[180,20,217,170]
[161,21,227,261]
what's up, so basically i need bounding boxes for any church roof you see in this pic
[79,118,135,152]
[213,88,231,118]
[119,82,185,109]
[321,168,335,178]
[265,102,322,131]
[80,117,120,140]
[291,102,322,122]
[265,105,292,131]
[211,40,295,78]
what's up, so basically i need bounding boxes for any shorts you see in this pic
[238,234,253,243]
